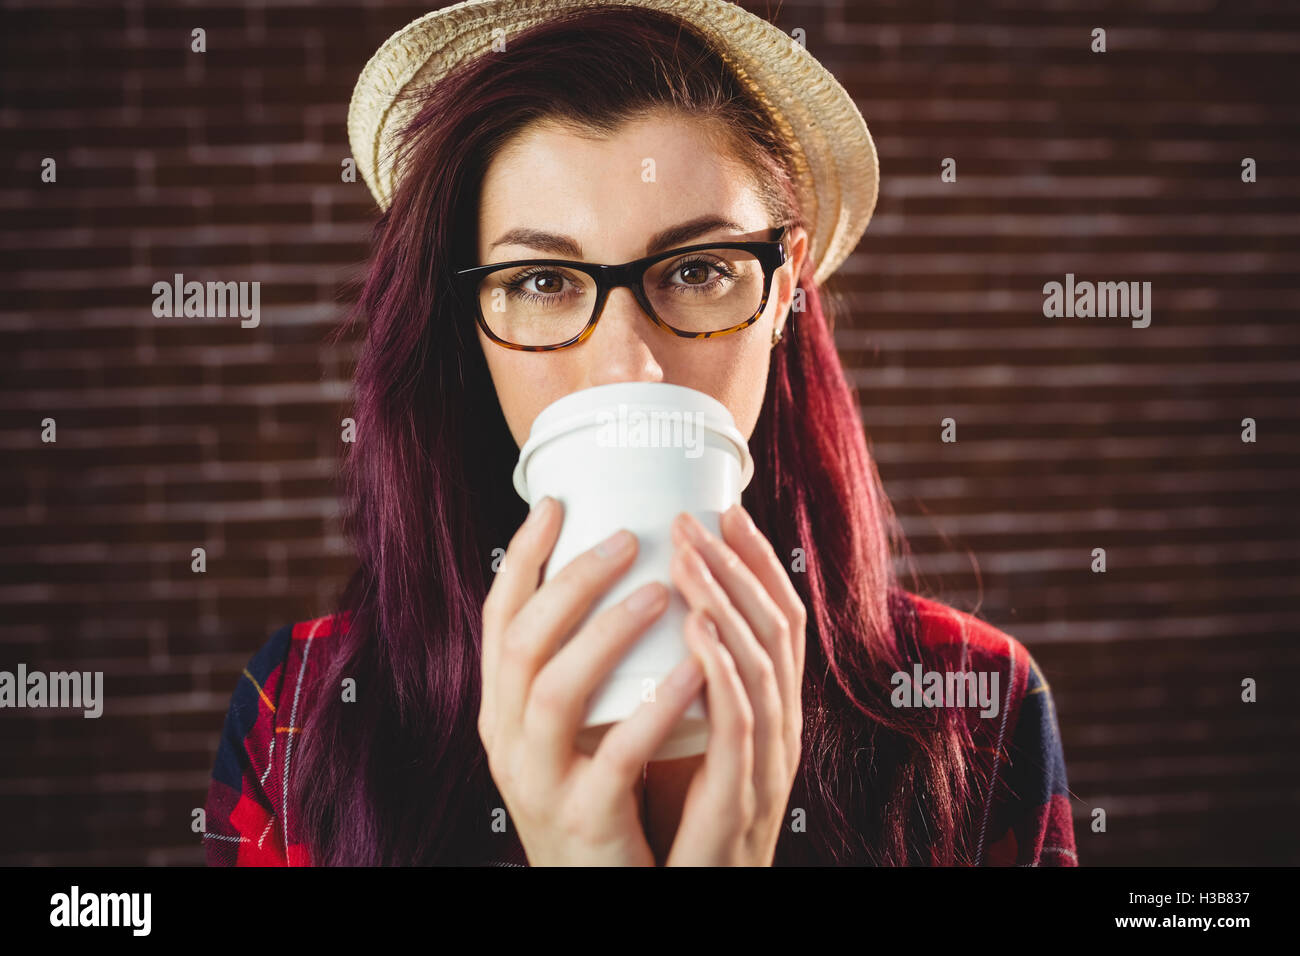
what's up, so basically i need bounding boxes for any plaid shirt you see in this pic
[905,593,1079,866]
[204,592,1077,866]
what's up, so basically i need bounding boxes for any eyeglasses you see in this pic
[456,225,789,351]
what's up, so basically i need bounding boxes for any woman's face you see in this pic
[474,111,808,449]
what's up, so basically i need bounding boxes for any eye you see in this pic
[504,268,571,296]
[665,256,737,291]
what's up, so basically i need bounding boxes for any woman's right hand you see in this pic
[478,496,706,866]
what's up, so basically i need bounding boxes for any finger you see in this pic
[481,496,562,737]
[672,540,781,799]
[525,580,671,770]
[720,503,808,697]
[497,527,640,733]
[584,643,707,812]
[484,496,561,633]
[673,510,797,722]
[683,609,754,824]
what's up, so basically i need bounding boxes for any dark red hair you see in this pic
[295,3,981,865]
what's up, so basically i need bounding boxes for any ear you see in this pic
[775,225,809,334]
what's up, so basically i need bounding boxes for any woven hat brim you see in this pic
[348,0,879,285]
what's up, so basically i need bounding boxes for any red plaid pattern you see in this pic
[907,593,1079,866]
[204,593,1076,865]
[203,614,344,865]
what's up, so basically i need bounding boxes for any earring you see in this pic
[771,324,784,346]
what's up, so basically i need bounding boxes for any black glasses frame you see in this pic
[455,225,789,351]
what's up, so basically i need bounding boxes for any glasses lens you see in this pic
[643,248,765,335]
[474,247,768,347]
[476,264,597,347]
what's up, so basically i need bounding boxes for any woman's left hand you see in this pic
[663,503,807,866]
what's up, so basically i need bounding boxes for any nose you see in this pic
[584,286,665,388]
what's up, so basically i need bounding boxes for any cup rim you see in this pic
[512,383,755,501]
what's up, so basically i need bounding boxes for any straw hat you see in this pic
[347,0,879,286]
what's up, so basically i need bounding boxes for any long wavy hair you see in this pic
[294,4,982,865]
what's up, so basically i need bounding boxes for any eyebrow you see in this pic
[487,214,748,260]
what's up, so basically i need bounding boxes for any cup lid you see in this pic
[512,382,755,501]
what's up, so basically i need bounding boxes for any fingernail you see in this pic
[677,512,706,546]
[684,546,712,581]
[527,497,553,528]
[626,582,666,615]
[667,653,703,689]
[596,529,634,558]
[726,503,755,534]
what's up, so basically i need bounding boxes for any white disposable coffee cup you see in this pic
[512,382,755,761]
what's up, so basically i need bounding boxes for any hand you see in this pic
[478,496,708,866]
[663,504,807,867]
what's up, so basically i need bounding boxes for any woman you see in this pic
[204,1,1077,866]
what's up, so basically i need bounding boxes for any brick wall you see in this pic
[1,0,1296,865]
